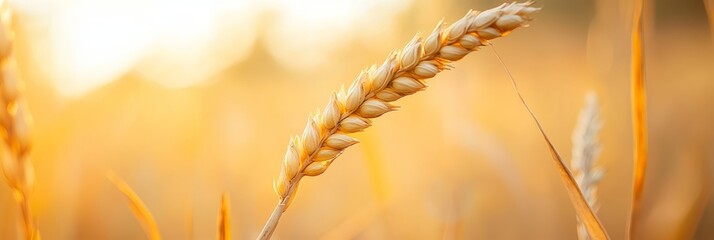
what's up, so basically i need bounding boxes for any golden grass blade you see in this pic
[672,151,710,239]
[676,188,711,239]
[106,172,161,240]
[218,193,231,240]
[637,150,710,239]
[704,0,714,46]
[627,0,647,238]
[490,44,610,240]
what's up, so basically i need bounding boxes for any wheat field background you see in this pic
[0,0,713,239]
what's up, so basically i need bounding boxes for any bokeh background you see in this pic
[1,0,713,239]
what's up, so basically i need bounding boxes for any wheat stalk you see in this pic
[257,2,540,239]
[627,0,647,237]
[571,93,604,240]
[0,2,39,239]
[218,193,231,240]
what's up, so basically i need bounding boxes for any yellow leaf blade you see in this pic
[107,172,161,240]
[704,0,714,46]
[628,0,648,238]
[490,45,611,240]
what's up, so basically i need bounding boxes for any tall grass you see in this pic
[490,45,610,239]
[704,0,714,46]
[107,172,161,240]
[627,0,648,238]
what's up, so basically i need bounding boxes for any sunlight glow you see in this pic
[136,0,257,89]
[51,1,151,96]
[17,0,407,96]
[41,0,258,96]
[265,0,410,70]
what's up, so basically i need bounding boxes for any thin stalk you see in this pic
[490,44,610,239]
[627,0,647,238]
[257,175,303,240]
[19,194,34,239]
[704,0,714,46]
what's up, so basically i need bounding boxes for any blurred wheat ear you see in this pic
[257,2,540,239]
[107,172,161,240]
[0,2,39,239]
[571,93,604,240]
[628,0,648,237]
[218,193,231,240]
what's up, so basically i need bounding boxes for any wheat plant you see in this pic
[258,2,540,239]
[571,93,604,240]
[0,2,39,239]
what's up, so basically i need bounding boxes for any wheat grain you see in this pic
[571,93,604,240]
[257,2,540,239]
[0,2,39,239]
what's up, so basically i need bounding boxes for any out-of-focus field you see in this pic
[1,0,713,239]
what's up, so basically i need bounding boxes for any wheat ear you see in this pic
[571,93,604,240]
[257,2,540,239]
[0,2,39,239]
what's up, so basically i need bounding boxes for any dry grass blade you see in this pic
[673,151,711,239]
[627,0,647,238]
[218,193,231,240]
[186,204,193,240]
[705,0,714,46]
[571,93,604,240]
[107,172,161,240]
[0,2,38,239]
[258,2,540,239]
[490,45,610,240]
